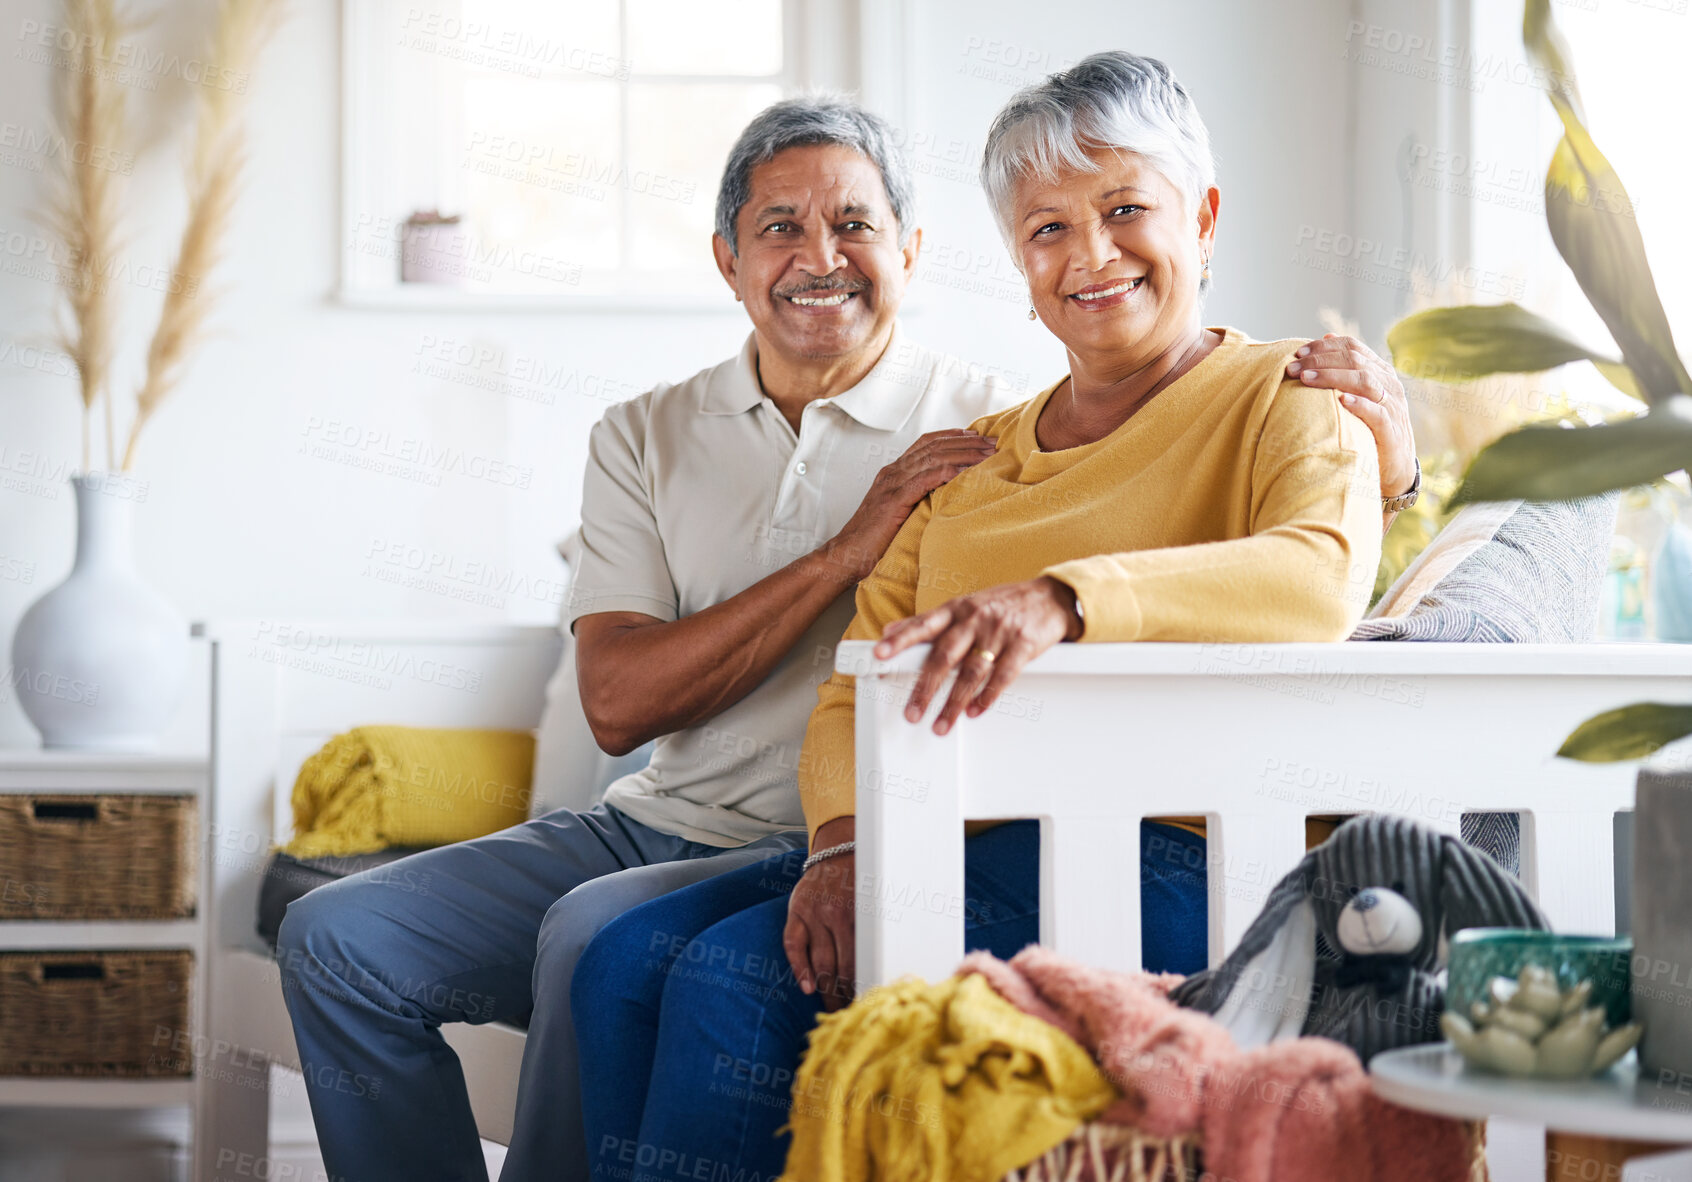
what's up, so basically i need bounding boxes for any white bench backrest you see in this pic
[204,621,561,949]
[847,641,1688,986]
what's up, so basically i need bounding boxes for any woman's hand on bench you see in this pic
[875,577,1082,735]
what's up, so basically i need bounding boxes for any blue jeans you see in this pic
[273,803,804,1182]
[572,821,1207,1182]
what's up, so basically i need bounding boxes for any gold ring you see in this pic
[971,648,997,663]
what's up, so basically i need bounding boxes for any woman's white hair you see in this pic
[980,50,1216,277]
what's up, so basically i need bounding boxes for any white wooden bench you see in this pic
[846,640,1685,986]
[195,622,1688,1180]
[196,621,561,1178]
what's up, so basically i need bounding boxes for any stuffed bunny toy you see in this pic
[1171,814,1546,1062]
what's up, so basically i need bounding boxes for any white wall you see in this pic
[0,0,1449,751]
[894,0,1360,353]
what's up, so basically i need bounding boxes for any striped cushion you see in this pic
[1350,494,1618,643]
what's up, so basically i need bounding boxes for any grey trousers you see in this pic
[273,802,805,1182]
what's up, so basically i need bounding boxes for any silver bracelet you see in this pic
[802,841,855,873]
[1383,456,1421,512]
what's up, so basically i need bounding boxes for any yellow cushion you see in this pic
[285,726,534,858]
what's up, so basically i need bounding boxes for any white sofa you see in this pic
[192,618,1687,1181]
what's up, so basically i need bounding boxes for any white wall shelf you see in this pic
[333,283,746,315]
[0,921,200,951]
[0,752,207,794]
[0,1078,197,1109]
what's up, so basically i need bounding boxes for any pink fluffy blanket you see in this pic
[960,948,1480,1182]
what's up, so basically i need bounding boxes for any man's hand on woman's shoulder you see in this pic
[1285,333,1417,500]
[822,429,998,582]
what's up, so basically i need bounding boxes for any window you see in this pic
[1467,0,1691,412]
[341,0,876,306]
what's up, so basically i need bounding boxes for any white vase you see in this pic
[9,473,188,750]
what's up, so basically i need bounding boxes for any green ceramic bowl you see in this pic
[1447,929,1632,1030]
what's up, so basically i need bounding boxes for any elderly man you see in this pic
[275,95,1416,1182]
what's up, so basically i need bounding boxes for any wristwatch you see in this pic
[1383,457,1421,513]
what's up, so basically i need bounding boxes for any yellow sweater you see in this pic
[798,329,1382,840]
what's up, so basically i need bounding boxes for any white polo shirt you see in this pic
[566,326,1023,846]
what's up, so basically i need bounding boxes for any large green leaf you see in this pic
[1559,702,1692,762]
[1387,304,1629,386]
[1453,396,1692,502]
[1592,361,1645,401]
[1523,0,1584,118]
[1524,0,1692,403]
[1544,133,1690,403]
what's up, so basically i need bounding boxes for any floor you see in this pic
[0,1068,508,1181]
[0,1070,1544,1182]
[0,1108,188,1182]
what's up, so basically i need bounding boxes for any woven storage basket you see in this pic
[1005,1125,1202,1182]
[0,795,197,919]
[0,949,194,1076]
[1003,1118,1489,1182]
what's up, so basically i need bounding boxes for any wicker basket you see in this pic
[0,795,197,919]
[1006,1125,1202,1182]
[0,949,194,1076]
[1004,1118,1489,1182]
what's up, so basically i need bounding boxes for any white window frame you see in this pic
[337,0,909,312]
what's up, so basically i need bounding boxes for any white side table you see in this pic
[1373,1044,1692,1179]
[0,751,208,1116]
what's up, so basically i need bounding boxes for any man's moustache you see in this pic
[772,282,870,297]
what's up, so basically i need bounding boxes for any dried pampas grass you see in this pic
[122,0,282,472]
[46,0,136,473]
[39,0,281,474]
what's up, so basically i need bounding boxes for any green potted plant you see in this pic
[1385,0,1692,1080]
[1388,0,1689,755]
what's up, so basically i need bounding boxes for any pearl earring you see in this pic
[1027,305,1037,321]
[1202,255,1212,281]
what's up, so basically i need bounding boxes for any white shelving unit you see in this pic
[0,750,209,1119]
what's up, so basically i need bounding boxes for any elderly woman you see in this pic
[572,50,1388,1182]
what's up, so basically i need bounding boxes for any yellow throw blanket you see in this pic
[285,726,534,858]
[780,974,1117,1182]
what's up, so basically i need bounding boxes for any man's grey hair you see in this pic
[715,95,916,254]
[980,51,1216,273]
